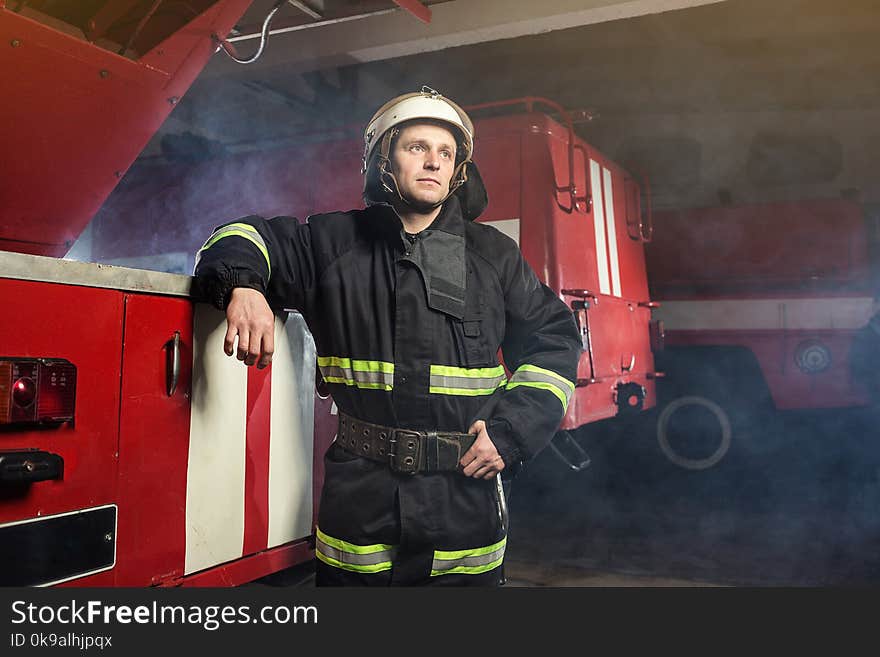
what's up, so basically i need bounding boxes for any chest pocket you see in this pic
[458,318,491,366]
[452,288,497,367]
[447,278,500,368]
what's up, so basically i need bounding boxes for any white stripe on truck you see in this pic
[186,304,248,575]
[590,159,611,295]
[655,297,875,331]
[602,166,621,298]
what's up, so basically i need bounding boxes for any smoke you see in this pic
[508,402,880,586]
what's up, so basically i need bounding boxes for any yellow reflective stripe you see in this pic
[429,386,503,396]
[507,364,575,412]
[429,364,507,397]
[323,379,391,390]
[430,557,505,577]
[433,536,506,560]
[318,356,395,374]
[430,537,507,577]
[506,381,568,411]
[205,222,262,241]
[516,364,575,395]
[315,527,395,574]
[317,356,394,391]
[315,550,393,574]
[316,527,394,554]
[430,365,506,378]
[198,223,271,275]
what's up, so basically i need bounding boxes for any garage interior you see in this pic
[8,0,878,586]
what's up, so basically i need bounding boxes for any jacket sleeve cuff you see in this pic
[486,418,523,477]
[194,266,267,310]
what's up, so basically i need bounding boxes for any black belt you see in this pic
[336,412,476,475]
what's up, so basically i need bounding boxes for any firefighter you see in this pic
[194,87,582,586]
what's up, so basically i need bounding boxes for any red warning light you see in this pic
[12,377,36,408]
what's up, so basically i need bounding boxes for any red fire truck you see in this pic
[1,1,656,586]
[644,198,877,470]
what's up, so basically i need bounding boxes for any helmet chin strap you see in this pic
[376,128,471,212]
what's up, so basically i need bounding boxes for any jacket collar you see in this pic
[424,194,466,238]
[366,197,468,320]
[367,194,466,251]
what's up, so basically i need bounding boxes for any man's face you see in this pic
[390,122,457,209]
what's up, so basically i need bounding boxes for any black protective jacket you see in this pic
[194,187,581,584]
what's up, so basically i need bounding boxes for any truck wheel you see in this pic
[656,395,732,470]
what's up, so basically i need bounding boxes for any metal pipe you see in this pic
[215,0,289,65]
[225,7,397,42]
[288,0,322,20]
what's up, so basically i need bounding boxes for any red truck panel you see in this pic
[0,280,123,519]
[649,199,874,411]
[0,258,323,586]
[0,0,252,257]
[647,199,871,298]
[115,294,193,586]
[0,278,123,585]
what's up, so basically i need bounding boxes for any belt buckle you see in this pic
[389,429,421,475]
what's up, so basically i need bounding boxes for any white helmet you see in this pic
[362,87,474,208]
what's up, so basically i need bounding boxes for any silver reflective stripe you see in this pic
[317,356,394,391]
[429,365,507,396]
[507,364,575,411]
[432,373,505,388]
[315,528,396,574]
[320,366,391,387]
[317,542,396,567]
[431,537,507,576]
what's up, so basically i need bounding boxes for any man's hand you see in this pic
[460,420,505,479]
[225,287,275,368]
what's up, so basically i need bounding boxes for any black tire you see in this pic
[651,346,776,472]
[656,394,733,470]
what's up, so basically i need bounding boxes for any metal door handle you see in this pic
[166,331,180,397]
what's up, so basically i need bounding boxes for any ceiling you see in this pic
[138,0,880,212]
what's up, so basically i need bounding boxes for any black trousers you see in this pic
[315,443,506,587]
